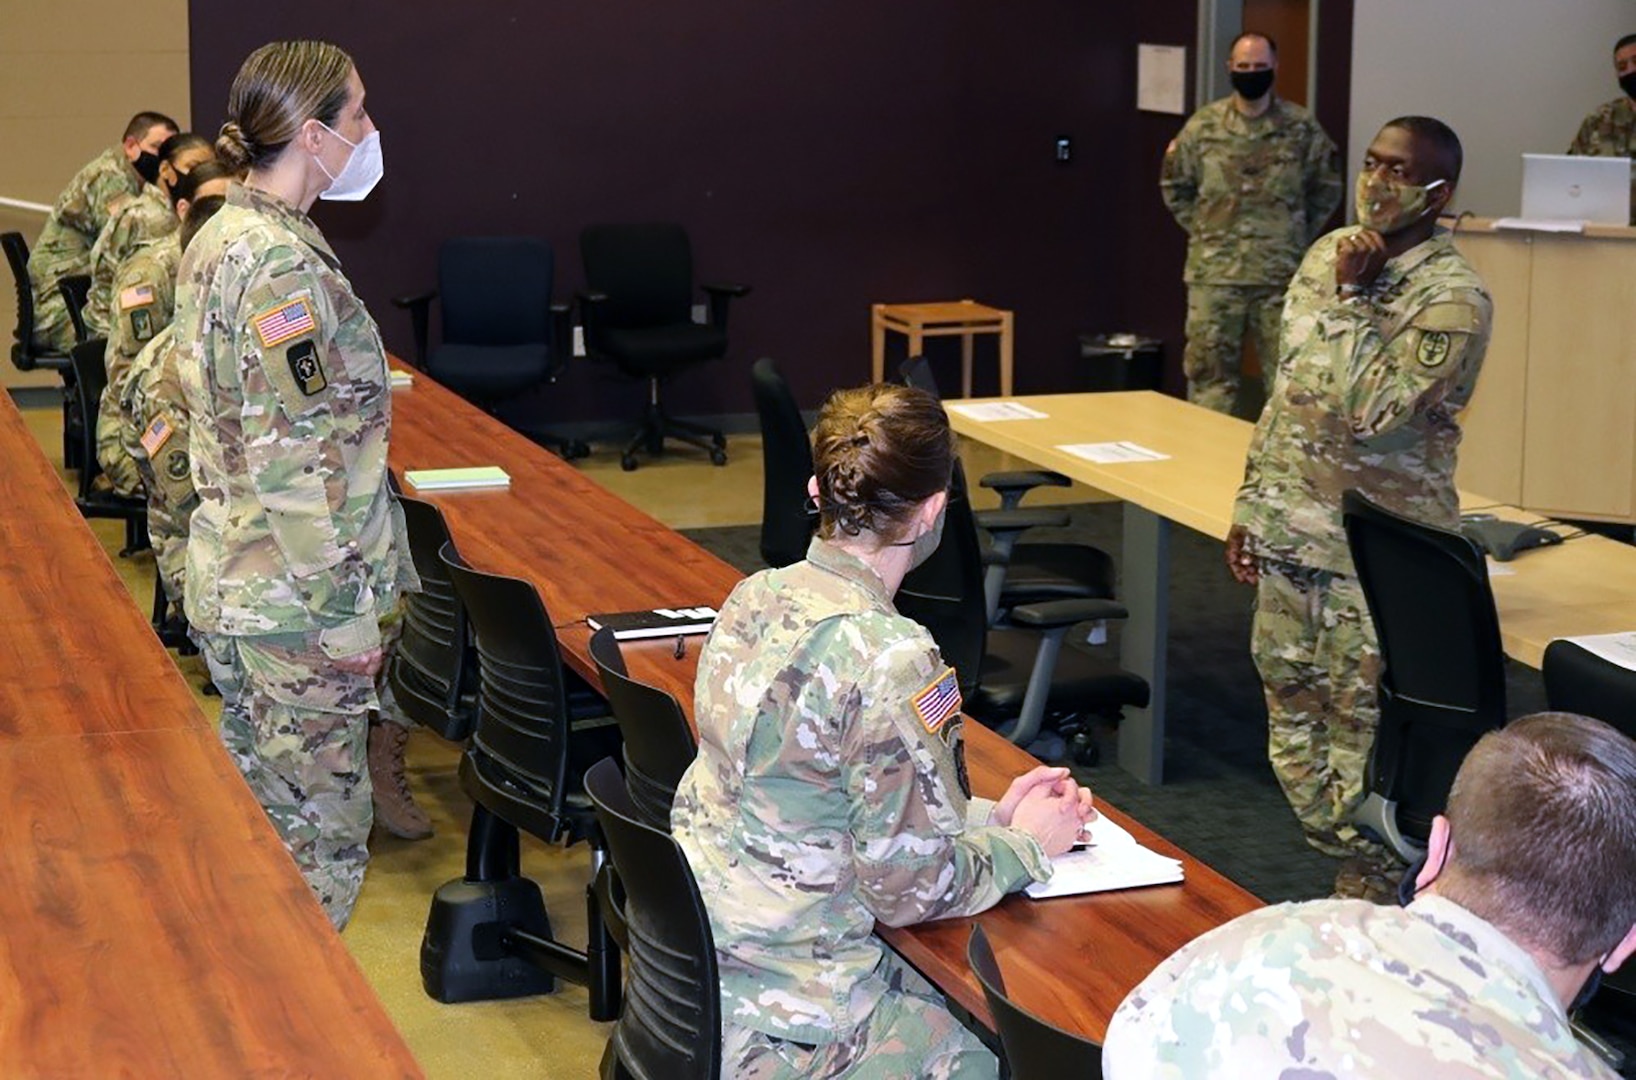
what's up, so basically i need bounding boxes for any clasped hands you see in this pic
[995,765,1097,857]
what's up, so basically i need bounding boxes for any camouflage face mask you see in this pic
[1355,172,1445,234]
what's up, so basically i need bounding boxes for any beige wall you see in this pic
[1,0,190,389]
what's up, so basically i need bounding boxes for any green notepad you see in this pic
[403,466,511,491]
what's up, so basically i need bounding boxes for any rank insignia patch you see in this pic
[912,667,963,734]
[286,340,327,396]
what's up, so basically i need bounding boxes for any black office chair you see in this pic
[967,926,1103,1077]
[59,274,92,346]
[394,237,587,459]
[896,462,1149,762]
[750,357,816,569]
[387,494,476,741]
[585,757,721,1080]
[4,232,80,469]
[420,544,624,1019]
[1342,489,1508,862]
[578,222,749,471]
[66,338,148,556]
[588,627,698,831]
[900,355,1114,618]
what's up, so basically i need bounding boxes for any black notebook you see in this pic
[586,606,719,640]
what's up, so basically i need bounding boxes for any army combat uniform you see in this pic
[118,324,193,607]
[1162,97,1342,413]
[175,182,409,929]
[1232,225,1491,860]
[97,233,181,496]
[1103,895,1616,1078]
[26,147,145,356]
[1568,95,1636,224]
[83,184,175,338]
[673,538,1051,1079]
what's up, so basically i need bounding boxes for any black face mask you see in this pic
[1231,68,1275,101]
[1621,71,1636,102]
[132,151,162,185]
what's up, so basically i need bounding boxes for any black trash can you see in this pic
[1078,333,1162,393]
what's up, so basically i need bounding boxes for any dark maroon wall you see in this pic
[189,2,1347,419]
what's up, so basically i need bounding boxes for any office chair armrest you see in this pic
[1009,597,1129,628]
[575,291,608,354]
[979,469,1071,511]
[975,507,1071,535]
[391,289,437,369]
[702,282,751,331]
[547,301,572,381]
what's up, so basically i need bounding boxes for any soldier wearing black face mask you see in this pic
[1161,31,1343,416]
[24,110,179,356]
[1568,32,1636,225]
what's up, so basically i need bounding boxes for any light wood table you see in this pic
[0,393,422,1076]
[948,391,1636,782]
[387,369,1261,1042]
[872,300,1014,398]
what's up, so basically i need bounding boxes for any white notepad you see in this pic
[946,401,1048,422]
[404,466,511,491]
[1057,441,1170,465]
[389,369,414,388]
[1559,631,1636,672]
[1025,814,1184,899]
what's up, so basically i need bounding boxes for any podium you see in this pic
[1453,217,1636,523]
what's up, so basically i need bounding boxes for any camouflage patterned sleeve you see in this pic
[1303,127,1344,241]
[840,628,1049,929]
[105,252,169,390]
[232,244,380,654]
[1568,112,1597,155]
[1160,121,1201,233]
[1334,287,1492,439]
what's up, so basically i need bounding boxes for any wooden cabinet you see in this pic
[1454,219,1636,521]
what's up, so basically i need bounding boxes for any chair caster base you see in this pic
[709,447,727,466]
[1068,730,1100,767]
[620,454,639,472]
[421,877,556,1003]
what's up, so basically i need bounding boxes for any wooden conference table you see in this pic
[387,369,1260,1041]
[948,391,1636,784]
[0,393,422,1075]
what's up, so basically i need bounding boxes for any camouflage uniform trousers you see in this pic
[1251,560,1388,862]
[1184,283,1285,414]
[200,632,376,929]
[721,949,997,1080]
[30,291,75,358]
[96,409,145,497]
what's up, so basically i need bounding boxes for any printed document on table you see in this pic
[946,401,1048,422]
[1025,813,1184,899]
[1493,217,1586,233]
[1558,631,1636,672]
[1056,441,1170,464]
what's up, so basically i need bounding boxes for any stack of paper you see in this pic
[1056,441,1170,465]
[390,369,414,388]
[404,466,511,491]
[946,401,1048,422]
[1025,814,1184,899]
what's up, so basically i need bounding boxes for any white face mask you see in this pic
[315,121,384,202]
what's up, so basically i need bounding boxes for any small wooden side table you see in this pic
[871,299,1014,398]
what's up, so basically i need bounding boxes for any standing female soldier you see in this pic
[174,40,407,929]
[673,383,1094,1078]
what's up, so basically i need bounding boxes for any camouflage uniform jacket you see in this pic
[1568,95,1636,223]
[118,324,194,603]
[1162,96,1343,285]
[1102,895,1617,1078]
[84,184,175,337]
[1232,226,1492,574]
[26,147,144,309]
[98,233,181,473]
[175,182,403,656]
[672,538,1051,1045]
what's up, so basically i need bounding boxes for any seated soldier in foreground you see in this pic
[1103,711,1636,1079]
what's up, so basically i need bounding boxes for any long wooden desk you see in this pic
[948,391,1636,782]
[387,371,1260,1041]
[0,392,422,1076]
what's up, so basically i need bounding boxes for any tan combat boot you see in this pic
[369,718,433,840]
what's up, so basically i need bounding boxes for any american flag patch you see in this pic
[139,414,173,456]
[912,667,962,734]
[251,298,316,348]
[118,285,154,311]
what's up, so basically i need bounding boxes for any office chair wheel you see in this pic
[567,440,591,460]
[709,447,727,467]
[712,432,727,450]
[1068,730,1100,767]
[621,453,639,472]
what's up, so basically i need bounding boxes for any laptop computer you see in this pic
[1520,153,1630,225]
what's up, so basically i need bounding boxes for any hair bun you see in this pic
[215,122,252,171]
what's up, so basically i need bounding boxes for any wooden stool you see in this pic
[871,299,1014,398]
